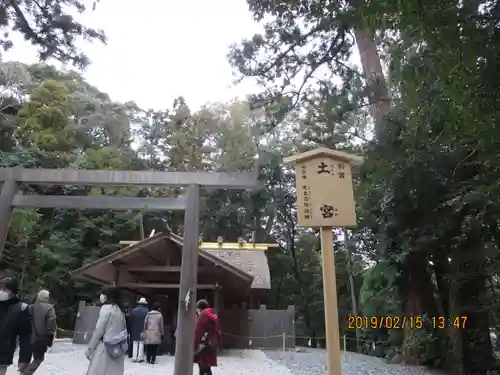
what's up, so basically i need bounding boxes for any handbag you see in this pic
[102,310,129,359]
[195,331,217,355]
[103,330,128,359]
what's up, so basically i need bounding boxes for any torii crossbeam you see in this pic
[0,167,260,375]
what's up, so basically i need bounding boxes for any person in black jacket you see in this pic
[0,276,32,375]
[125,307,133,358]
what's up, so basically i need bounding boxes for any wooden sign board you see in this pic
[284,148,363,228]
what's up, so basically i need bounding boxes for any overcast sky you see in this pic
[3,0,264,110]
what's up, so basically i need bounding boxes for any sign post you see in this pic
[283,147,363,375]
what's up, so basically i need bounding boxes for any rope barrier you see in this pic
[55,327,393,353]
[57,327,394,342]
[221,332,284,339]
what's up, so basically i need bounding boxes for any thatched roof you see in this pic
[71,232,271,293]
[204,249,271,289]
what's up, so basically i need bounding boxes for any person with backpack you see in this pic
[85,287,128,375]
[0,276,32,375]
[193,299,221,375]
[23,289,57,375]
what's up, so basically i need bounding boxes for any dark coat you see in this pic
[130,305,148,341]
[125,312,131,334]
[31,300,57,337]
[194,308,221,368]
[0,296,32,365]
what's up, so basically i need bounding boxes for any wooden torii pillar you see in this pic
[0,167,259,375]
[0,178,17,258]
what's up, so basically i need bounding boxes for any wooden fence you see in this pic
[218,305,295,349]
[72,302,295,350]
[72,301,100,344]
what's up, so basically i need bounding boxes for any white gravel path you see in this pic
[264,348,445,375]
[7,341,294,375]
[7,341,446,375]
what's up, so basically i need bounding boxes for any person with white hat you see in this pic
[130,297,148,362]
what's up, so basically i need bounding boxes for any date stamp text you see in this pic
[346,316,468,329]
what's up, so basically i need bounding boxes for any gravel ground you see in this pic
[264,348,445,375]
[7,341,445,375]
[7,341,294,375]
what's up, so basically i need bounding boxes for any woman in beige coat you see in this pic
[85,287,127,375]
[143,303,164,364]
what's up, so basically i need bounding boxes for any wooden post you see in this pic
[213,284,222,350]
[174,184,200,375]
[283,148,364,375]
[113,268,119,286]
[214,283,221,314]
[139,213,145,240]
[321,227,341,374]
[287,305,296,350]
[0,179,17,257]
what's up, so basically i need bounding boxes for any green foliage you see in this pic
[232,0,500,372]
[17,80,74,150]
[360,262,400,317]
[359,262,403,356]
[229,0,371,142]
[0,61,355,338]
[5,0,500,369]
[0,0,106,68]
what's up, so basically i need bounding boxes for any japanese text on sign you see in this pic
[320,204,338,218]
[295,156,357,227]
[303,184,313,219]
[316,160,346,179]
[300,164,314,220]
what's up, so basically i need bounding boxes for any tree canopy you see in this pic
[1,1,500,374]
[228,0,500,373]
[1,0,106,68]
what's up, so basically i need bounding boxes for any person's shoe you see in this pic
[132,359,137,363]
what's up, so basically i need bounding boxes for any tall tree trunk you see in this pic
[399,252,439,364]
[455,235,495,375]
[353,27,391,142]
[433,249,458,371]
[448,250,465,375]
[352,19,448,366]
[433,250,450,317]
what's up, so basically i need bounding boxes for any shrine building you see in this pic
[70,231,295,349]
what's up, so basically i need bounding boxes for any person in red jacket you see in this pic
[194,299,221,375]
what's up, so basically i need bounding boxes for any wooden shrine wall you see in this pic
[73,302,295,350]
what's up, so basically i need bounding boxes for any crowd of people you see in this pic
[0,276,221,375]
[0,276,58,375]
[126,297,165,364]
[86,287,221,375]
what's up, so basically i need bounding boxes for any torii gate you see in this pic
[0,167,259,375]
